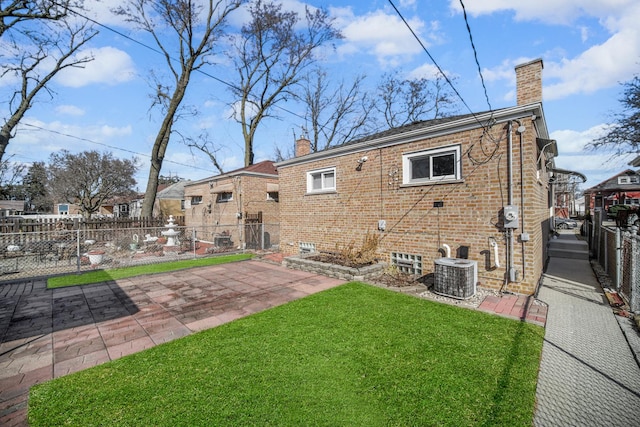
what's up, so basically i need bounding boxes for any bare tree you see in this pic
[0,6,97,163]
[48,150,138,219]
[300,67,375,152]
[181,131,225,174]
[376,71,457,129]
[589,75,640,155]
[0,0,81,37]
[228,0,342,166]
[114,0,243,218]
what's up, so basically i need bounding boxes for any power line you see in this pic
[386,0,496,125]
[19,122,213,172]
[459,0,492,112]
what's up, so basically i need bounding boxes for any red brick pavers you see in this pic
[0,260,344,426]
[478,293,548,326]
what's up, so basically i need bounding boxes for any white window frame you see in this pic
[402,145,462,185]
[216,192,233,203]
[306,167,336,193]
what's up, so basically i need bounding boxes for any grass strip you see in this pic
[29,282,544,426]
[46,253,253,288]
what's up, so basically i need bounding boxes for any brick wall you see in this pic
[279,117,551,295]
[184,174,279,246]
[516,59,543,106]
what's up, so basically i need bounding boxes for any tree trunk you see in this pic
[140,75,190,218]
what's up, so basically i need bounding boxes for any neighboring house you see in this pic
[276,59,560,295]
[154,180,190,218]
[184,161,279,249]
[583,169,640,212]
[54,202,82,216]
[0,200,26,216]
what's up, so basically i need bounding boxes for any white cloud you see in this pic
[55,47,137,88]
[55,105,85,116]
[550,124,609,155]
[11,118,133,162]
[544,27,640,100]
[334,9,439,67]
[456,1,640,100]
[448,0,636,26]
[551,123,637,188]
[407,63,449,80]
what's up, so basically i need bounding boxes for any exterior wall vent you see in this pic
[299,242,316,254]
[391,252,423,276]
[433,258,477,299]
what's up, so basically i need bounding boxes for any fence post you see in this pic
[615,228,621,291]
[192,227,197,258]
[76,229,81,273]
[260,223,264,250]
[631,236,639,313]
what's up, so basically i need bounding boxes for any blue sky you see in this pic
[3,0,640,191]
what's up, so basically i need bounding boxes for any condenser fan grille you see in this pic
[433,258,477,299]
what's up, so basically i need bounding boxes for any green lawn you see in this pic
[29,282,544,426]
[46,253,253,288]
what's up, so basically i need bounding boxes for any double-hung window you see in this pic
[402,145,461,185]
[307,167,336,193]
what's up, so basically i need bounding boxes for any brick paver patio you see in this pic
[0,259,344,426]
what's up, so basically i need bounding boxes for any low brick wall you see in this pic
[284,253,386,281]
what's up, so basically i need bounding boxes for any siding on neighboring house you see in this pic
[276,59,553,295]
[583,169,640,212]
[154,180,191,218]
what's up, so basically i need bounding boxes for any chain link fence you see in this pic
[588,210,640,312]
[0,222,279,283]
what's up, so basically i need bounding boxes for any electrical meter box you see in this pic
[503,205,519,229]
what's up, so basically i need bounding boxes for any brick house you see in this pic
[583,169,640,213]
[183,160,279,249]
[276,59,557,295]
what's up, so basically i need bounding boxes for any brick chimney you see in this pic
[515,58,543,106]
[295,136,311,157]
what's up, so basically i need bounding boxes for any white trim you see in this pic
[306,167,336,193]
[402,145,461,185]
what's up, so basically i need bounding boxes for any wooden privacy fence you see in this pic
[0,217,185,239]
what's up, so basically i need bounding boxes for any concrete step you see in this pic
[548,248,589,260]
[549,239,588,252]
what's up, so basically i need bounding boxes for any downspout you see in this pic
[517,120,527,281]
[505,121,515,288]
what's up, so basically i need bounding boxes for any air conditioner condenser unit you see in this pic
[433,258,478,299]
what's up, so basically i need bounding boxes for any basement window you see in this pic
[299,242,316,254]
[390,252,423,276]
[307,167,336,193]
[402,145,461,185]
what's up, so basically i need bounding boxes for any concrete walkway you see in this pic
[534,232,640,426]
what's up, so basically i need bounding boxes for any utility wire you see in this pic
[386,0,496,127]
[61,5,320,136]
[459,0,492,112]
[386,0,477,117]
[19,122,213,172]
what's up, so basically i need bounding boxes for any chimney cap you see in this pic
[515,58,544,71]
